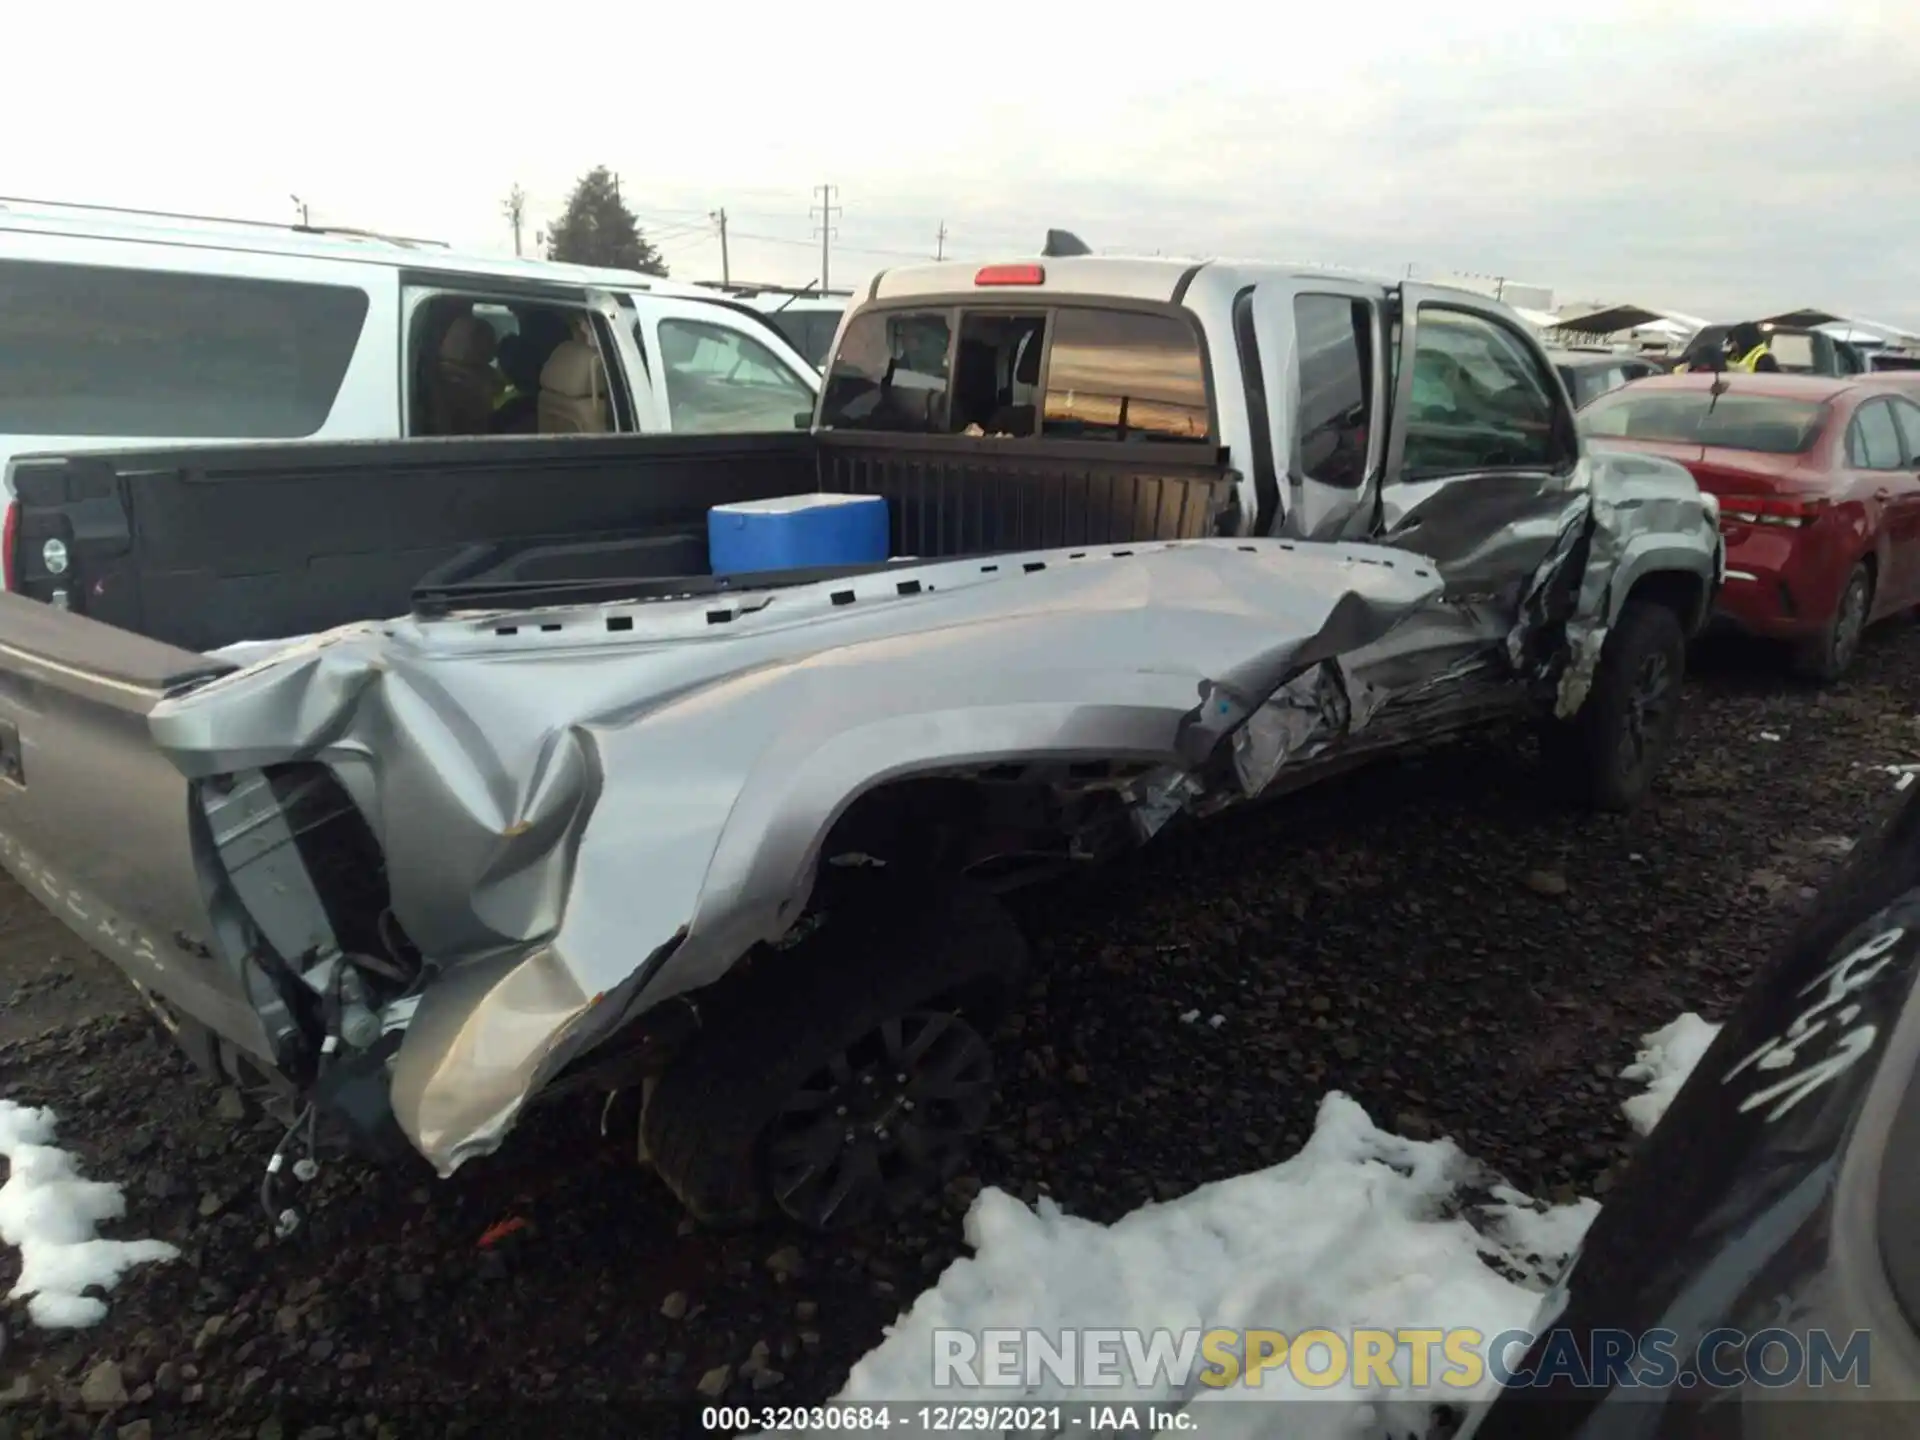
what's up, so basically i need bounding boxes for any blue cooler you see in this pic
[708,493,890,576]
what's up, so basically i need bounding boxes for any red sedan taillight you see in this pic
[1716,495,1828,529]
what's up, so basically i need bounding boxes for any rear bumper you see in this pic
[1712,567,1824,639]
[1709,521,1852,640]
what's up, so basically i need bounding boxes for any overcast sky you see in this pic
[7,0,1916,328]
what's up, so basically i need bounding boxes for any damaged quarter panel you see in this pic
[146,539,1443,1173]
[1541,447,1723,717]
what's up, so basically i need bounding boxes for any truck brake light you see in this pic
[2,499,16,591]
[975,264,1045,287]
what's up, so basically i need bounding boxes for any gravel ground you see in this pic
[2,623,1918,1438]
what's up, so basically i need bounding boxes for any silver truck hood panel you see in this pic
[147,539,1448,1172]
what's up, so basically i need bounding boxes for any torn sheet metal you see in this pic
[1188,450,1718,796]
[1511,448,1723,719]
[146,539,1442,1175]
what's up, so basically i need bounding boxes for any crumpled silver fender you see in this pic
[1507,448,1722,718]
[147,539,1443,1174]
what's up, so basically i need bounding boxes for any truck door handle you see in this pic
[0,719,23,787]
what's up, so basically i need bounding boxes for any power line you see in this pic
[719,227,941,260]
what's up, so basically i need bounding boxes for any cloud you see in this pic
[4,1,1916,325]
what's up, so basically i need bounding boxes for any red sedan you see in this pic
[1581,372,1920,680]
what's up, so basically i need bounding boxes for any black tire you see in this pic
[641,870,1027,1232]
[1791,561,1872,684]
[1542,598,1687,813]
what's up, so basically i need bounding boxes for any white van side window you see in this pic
[0,259,368,438]
[406,296,626,438]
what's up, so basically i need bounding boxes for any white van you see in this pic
[0,199,822,487]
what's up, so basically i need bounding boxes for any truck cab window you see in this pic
[1041,308,1209,443]
[657,318,817,434]
[951,312,1047,436]
[1403,307,1563,478]
[1293,295,1373,487]
[819,309,953,433]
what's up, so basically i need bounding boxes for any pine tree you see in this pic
[545,167,668,276]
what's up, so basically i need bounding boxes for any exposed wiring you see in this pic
[258,1102,315,1237]
[258,961,346,1238]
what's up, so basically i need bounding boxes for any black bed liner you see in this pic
[6,431,1234,653]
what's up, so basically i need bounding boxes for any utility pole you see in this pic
[936,221,947,261]
[290,194,310,227]
[502,184,527,257]
[811,183,840,291]
[613,172,622,208]
[711,207,731,284]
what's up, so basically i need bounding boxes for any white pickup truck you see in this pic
[0,248,1720,1237]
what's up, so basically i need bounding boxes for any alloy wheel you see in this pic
[764,1010,994,1231]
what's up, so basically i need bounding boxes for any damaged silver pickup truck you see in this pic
[0,253,1722,1234]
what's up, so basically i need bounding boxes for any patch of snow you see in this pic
[831,1094,1595,1439]
[1178,1009,1200,1025]
[1207,1014,1226,1030]
[1758,731,1782,742]
[1619,1013,1722,1137]
[1484,1185,1601,1272]
[0,1101,178,1328]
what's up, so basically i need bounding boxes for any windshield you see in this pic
[1581,391,1829,454]
[766,309,841,368]
[657,318,816,433]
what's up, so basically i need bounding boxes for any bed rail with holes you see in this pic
[815,431,1235,555]
[4,428,1233,653]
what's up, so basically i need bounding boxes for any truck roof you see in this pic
[866,255,1407,307]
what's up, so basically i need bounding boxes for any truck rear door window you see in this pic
[0,259,368,438]
[1294,295,1372,486]
[1041,309,1209,442]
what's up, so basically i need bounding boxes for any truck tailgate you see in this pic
[0,591,268,1055]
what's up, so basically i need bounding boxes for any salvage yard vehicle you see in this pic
[1583,372,1920,681]
[0,195,821,479]
[747,294,848,370]
[0,252,1720,1235]
[1544,347,1667,409]
[1674,321,1868,378]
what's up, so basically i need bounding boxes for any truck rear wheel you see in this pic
[641,870,1027,1232]
[1542,598,1687,813]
